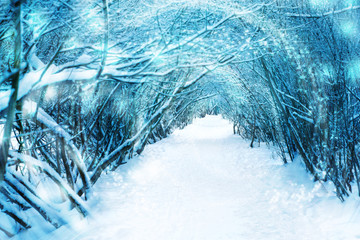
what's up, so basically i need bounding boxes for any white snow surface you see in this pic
[21,115,360,239]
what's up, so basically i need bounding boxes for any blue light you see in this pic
[340,20,359,37]
[348,59,360,84]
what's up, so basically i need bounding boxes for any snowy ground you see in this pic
[18,115,360,239]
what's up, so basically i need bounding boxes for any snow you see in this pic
[0,59,99,113]
[14,115,360,240]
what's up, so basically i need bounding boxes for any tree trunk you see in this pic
[0,1,22,181]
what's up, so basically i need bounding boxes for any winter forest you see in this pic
[1,0,360,239]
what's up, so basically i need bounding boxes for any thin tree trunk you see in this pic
[250,109,256,148]
[0,1,22,181]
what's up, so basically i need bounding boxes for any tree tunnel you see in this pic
[1,0,360,236]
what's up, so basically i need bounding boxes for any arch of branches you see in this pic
[0,0,360,236]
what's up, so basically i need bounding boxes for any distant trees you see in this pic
[0,0,359,237]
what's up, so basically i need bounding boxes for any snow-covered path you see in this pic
[53,116,359,240]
